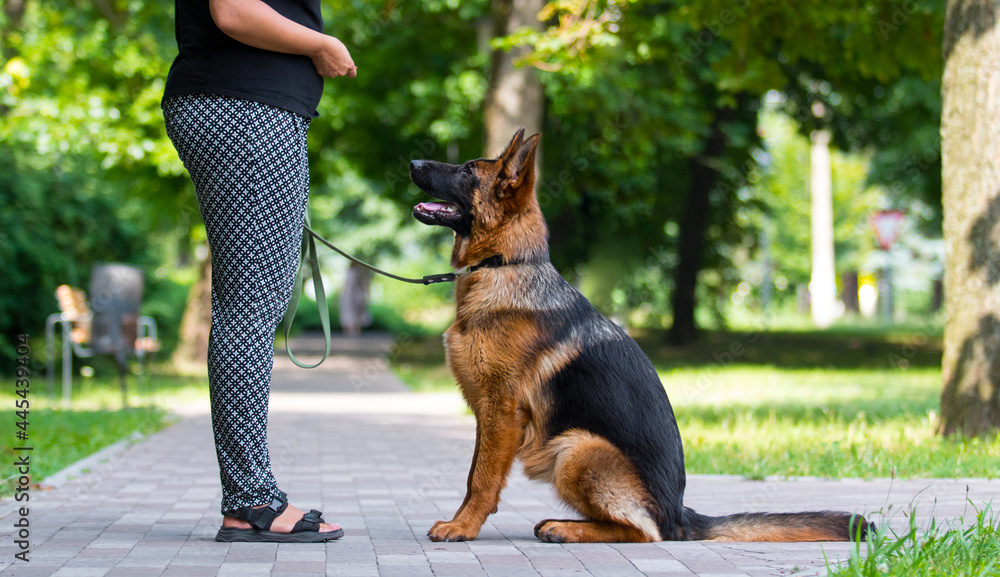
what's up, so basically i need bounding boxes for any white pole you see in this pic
[810,129,837,328]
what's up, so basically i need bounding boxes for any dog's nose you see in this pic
[410,160,425,171]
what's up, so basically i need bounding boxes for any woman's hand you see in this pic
[209,0,358,79]
[311,36,357,79]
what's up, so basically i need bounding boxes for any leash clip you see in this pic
[422,273,460,285]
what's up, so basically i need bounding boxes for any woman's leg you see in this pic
[163,94,325,526]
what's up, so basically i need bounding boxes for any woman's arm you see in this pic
[209,0,356,78]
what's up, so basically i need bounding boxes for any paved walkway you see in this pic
[2,336,998,577]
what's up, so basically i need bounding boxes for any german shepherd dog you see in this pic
[409,128,871,543]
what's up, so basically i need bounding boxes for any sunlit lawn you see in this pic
[662,366,998,479]
[391,327,1000,480]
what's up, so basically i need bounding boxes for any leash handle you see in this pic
[282,205,331,369]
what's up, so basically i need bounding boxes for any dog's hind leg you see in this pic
[535,429,662,543]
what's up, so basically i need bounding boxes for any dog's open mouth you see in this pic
[413,201,464,228]
[414,201,460,217]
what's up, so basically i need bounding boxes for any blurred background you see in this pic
[0,0,946,359]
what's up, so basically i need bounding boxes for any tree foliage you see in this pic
[0,0,185,368]
[505,0,944,338]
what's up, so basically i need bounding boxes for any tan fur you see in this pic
[451,204,547,270]
[706,522,853,542]
[544,429,662,542]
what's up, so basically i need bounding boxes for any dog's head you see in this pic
[410,128,546,267]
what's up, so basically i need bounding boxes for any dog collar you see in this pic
[421,256,510,285]
[469,255,506,271]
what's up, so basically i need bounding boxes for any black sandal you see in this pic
[215,490,344,543]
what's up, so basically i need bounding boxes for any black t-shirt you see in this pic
[163,0,324,118]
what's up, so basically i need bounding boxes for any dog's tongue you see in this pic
[417,202,456,213]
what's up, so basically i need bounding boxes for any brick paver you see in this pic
[2,336,998,576]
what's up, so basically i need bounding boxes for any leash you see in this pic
[281,205,464,368]
[303,224,463,286]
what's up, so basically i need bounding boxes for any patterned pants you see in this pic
[163,93,309,513]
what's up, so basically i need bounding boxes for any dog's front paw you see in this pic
[428,520,479,542]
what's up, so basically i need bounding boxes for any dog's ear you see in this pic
[505,133,540,191]
[498,127,526,160]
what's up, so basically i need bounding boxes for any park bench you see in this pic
[45,264,160,405]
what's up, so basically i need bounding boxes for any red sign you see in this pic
[871,210,906,251]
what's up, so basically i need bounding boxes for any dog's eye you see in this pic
[462,164,473,175]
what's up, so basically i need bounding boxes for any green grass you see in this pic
[828,505,1000,576]
[0,371,208,498]
[0,407,169,497]
[664,366,998,479]
[37,371,211,409]
[390,327,1000,480]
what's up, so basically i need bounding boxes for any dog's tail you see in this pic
[684,509,873,542]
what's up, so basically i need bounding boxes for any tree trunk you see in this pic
[842,272,860,314]
[172,253,212,372]
[667,108,729,346]
[931,277,944,314]
[2,0,27,57]
[939,0,1000,437]
[483,0,545,160]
